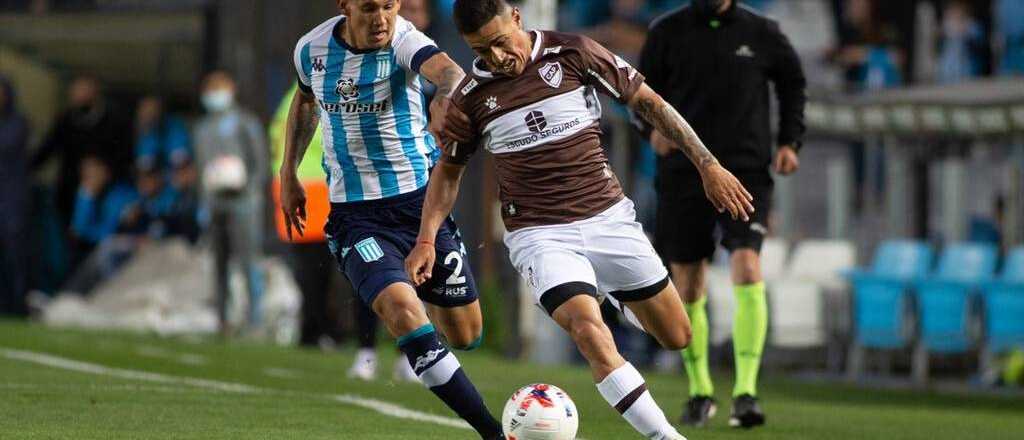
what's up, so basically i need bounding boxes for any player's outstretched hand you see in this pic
[279,172,307,240]
[700,164,755,221]
[405,242,436,286]
[429,95,473,144]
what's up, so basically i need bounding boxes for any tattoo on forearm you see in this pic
[436,65,465,98]
[294,101,319,151]
[285,100,319,169]
[635,95,718,170]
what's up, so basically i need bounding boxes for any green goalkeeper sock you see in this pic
[681,296,714,397]
[732,282,767,397]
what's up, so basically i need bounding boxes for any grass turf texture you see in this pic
[1,320,1021,439]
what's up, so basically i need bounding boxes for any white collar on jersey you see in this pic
[471,30,543,79]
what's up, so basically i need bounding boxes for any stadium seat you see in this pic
[769,240,856,349]
[845,240,933,377]
[760,238,790,282]
[979,247,1024,383]
[912,242,998,382]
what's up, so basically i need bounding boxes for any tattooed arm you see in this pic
[629,84,755,220]
[419,53,474,143]
[278,88,320,239]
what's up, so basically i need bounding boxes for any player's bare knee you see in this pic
[661,323,691,351]
[445,325,481,350]
[373,293,424,336]
[731,250,761,285]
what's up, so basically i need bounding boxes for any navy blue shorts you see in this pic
[325,186,478,308]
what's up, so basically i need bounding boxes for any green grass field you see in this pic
[1,320,1021,439]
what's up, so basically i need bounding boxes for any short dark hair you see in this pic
[453,0,508,34]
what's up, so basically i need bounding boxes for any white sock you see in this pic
[352,349,377,369]
[596,362,681,439]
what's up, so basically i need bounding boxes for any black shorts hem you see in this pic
[540,282,598,316]
[610,276,669,302]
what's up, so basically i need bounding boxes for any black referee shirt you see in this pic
[638,3,807,179]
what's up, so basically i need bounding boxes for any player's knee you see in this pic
[447,327,483,351]
[568,317,612,353]
[373,293,424,335]
[730,250,760,283]
[661,323,692,351]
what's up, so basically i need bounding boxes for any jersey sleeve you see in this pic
[393,19,442,74]
[439,96,480,165]
[293,39,314,95]
[577,36,645,104]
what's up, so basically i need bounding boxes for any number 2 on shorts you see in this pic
[444,251,466,285]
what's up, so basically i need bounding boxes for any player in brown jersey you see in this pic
[405,1,754,439]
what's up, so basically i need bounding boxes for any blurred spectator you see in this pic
[60,164,198,295]
[69,155,137,264]
[32,76,132,231]
[830,0,904,92]
[829,0,902,212]
[564,0,679,62]
[133,94,200,242]
[134,95,192,174]
[194,70,269,333]
[995,0,1024,75]
[0,75,31,315]
[401,0,431,30]
[936,0,986,83]
[968,195,1005,249]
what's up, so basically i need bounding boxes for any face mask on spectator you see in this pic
[202,90,234,113]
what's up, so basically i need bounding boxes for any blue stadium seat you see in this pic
[915,243,998,354]
[981,247,1024,354]
[847,241,934,350]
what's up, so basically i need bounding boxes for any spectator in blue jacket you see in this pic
[69,155,138,265]
[135,95,192,173]
[996,0,1024,75]
[937,0,986,84]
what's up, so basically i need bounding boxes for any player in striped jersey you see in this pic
[279,1,502,438]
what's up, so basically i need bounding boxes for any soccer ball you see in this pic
[501,384,579,440]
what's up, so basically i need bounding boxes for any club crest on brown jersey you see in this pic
[539,62,564,88]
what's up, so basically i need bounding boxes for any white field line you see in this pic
[333,394,471,430]
[135,345,209,366]
[2,348,471,433]
[262,367,302,380]
[3,349,257,393]
[0,382,209,394]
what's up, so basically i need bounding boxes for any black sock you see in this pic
[397,324,502,438]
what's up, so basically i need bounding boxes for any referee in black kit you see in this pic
[636,0,806,429]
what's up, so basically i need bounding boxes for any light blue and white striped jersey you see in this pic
[294,15,441,203]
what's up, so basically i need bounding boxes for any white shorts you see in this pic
[504,198,670,315]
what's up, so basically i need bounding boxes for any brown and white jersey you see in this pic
[442,31,645,231]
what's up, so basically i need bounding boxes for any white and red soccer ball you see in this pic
[501,384,579,440]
